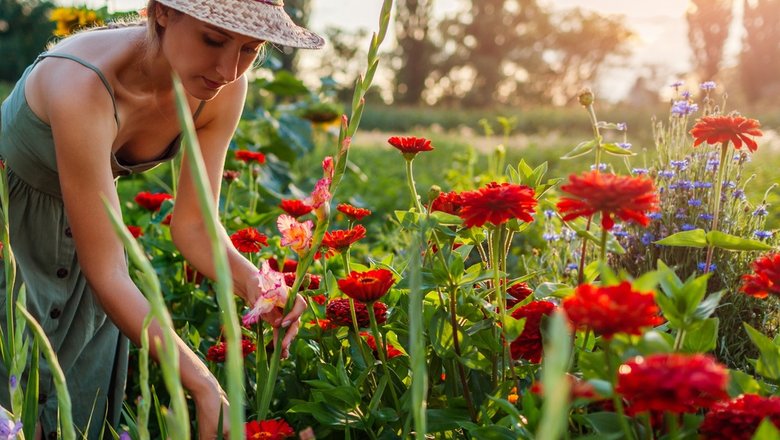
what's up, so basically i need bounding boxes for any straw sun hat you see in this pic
[155,0,325,49]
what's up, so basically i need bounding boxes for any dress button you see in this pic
[64,227,72,238]
[56,268,68,278]
[49,308,61,319]
[38,392,47,404]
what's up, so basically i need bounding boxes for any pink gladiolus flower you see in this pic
[242,261,289,326]
[278,214,314,255]
[307,178,332,209]
[323,156,335,180]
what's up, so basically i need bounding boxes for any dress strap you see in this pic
[193,100,206,121]
[36,53,121,128]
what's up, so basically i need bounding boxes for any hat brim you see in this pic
[156,0,325,49]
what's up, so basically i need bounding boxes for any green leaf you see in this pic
[426,408,473,432]
[654,291,684,329]
[561,140,596,159]
[469,426,519,439]
[745,323,780,380]
[729,369,762,396]
[504,316,526,341]
[693,291,723,321]
[535,282,573,299]
[429,211,463,226]
[752,419,780,440]
[655,229,708,248]
[706,231,774,251]
[536,312,572,440]
[288,402,365,428]
[579,412,629,440]
[429,309,457,359]
[636,330,674,355]
[601,142,635,156]
[682,318,719,353]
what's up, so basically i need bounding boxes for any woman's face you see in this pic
[156,9,263,100]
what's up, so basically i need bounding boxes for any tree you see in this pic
[0,0,55,82]
[431,0,632,107]
[740,0,780,102]
[686,0,733,82]
[540,8,634,105]
[393,0,437,104]
[435,0,552,107]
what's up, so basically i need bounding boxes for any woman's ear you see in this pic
[154,4,171,28]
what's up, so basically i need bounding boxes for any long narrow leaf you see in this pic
[171,74,243,438]
[17,302,75,440]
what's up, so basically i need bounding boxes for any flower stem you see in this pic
[604,340,636,440]
[368,301,401,415]
[577,216,593,285]
[492,226,508,383]
[704,142,730,274]
[600,227,608,263]
[255,322,267,410]
[665,412,680,440]
[449,286,477,422]
[585,103,603,168]
[405,158,423,212]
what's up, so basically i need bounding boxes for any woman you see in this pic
[0,0,324,438]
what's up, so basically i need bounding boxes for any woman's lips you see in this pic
[203,77,225,90]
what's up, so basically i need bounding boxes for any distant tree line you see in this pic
[686,0,780,104]
[2,0,778,107]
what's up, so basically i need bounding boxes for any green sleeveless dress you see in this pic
[0,52,204,439]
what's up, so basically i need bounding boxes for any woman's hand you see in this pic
[262,293,307,358]
[194,381,230,440]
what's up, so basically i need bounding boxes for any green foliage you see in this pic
[0,0,55,82]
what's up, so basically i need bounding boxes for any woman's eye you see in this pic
[203,36,225,48]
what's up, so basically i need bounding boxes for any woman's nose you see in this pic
[216,49,241,82]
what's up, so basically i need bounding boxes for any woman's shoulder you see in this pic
[44,26,144,72]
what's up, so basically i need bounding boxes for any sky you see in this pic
[57,0,712,101]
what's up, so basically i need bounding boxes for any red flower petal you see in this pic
[458,182,537,228]
[337,268,395,303]
[556,171,659,230]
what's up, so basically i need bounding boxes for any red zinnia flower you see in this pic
[557,171,660,230]
[127,225,143,238]
[459,182,537,228]
[223,170,241,182]
[616,353,729,414]
[162,214,172,226]
[244,418,294,440]
[700,394,780,440]
[326,298,387,328]
[205,338,257,363]
[283,272,321,291]
[506,282,533,308]
[430,191,464,216]
[310,294,327,305]
[134,191,173,211]
[387,136,434,158]
[740,252,780,299]
[322,225,367,252]
[690,115,763,152]
[280,199,314,218]
[563,281,663,339]
[311,318,337,331]
[509,301,556,363]
[235,150,266,164]
[360,332,404,359]
[230,228,269,253]
[337,203,372,221]
[268,258,297,273]
[337,268,395,303]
